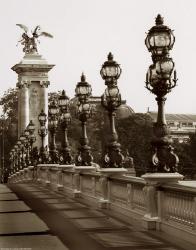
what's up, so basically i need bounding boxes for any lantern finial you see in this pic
[81,73,86,82]
[155,14,164,25]
[108,52,113,61]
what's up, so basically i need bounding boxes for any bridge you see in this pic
[2,14,196,249]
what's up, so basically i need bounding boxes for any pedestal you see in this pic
[12,52,55,148]
[57,165,74,191]
[73,166,96,198]
[97,168,127,209]
[142,172,184,230]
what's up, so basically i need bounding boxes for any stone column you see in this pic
[40,81,49,147]
[17,86,21,138]
[19,81,29,136]
[12,53,55,150]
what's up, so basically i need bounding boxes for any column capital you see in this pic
[40,81,50,88]
[17,80,30,89]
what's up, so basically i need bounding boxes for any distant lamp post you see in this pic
[27,120,36,164]
[48,100,59,163]
[24,127,30,166]
[58,90,73,164]
[14,145,19,172]
[145,14,178,173]
[100,53,124,168]
[9,149,15,175]
[0,116,5,182]
[17,140,22,169]
[38,110,48,164]
[75,74,93,166]
[19,133,26,169]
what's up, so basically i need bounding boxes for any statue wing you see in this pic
[16,24,28,33]
[33,25,41,35]
[39,31,53,38]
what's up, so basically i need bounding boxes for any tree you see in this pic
[0,88,154,177]
[174,133,196,179]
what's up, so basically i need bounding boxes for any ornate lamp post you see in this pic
[75,74,93,166]
[19,134,26,169]
[24,128,30,166]
[48,100,59,163]
[27,120,36,164]
[38,110,48,163]
[100,52,124,168]
[145,14,178,173]
[9,149,15,175]
[58,90,73,164]
[17,140,22,170]
[14,145,19,172]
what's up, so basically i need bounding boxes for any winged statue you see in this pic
[16,24,53,54]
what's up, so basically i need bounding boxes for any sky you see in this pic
[0,0,195,114]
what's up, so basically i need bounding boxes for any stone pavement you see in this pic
[0,183,194,250]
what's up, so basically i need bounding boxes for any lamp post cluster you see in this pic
[9,120,36,175]
[37,91,73,165]
[8,53,127,173]
[145,14,179,173]
[9,15,180,178]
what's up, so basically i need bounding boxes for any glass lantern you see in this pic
[155,57,175,80]
[28,120,35,134]
[58,90,69,109]
[145,14,175,57]
[38,110,47,125]
[100,52,122,85]
[49,100,59,116]
[75,74,92,102]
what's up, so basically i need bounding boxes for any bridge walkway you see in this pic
[0,183,195,250]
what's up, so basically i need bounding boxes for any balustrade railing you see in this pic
[8,165,196,246]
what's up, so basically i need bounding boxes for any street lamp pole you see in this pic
[100,53,124,168]
[145,14,179,173]
[38,110,48,164]
[19,133,26,169]
[75,74,93,166]
[58,90,73,164]
[27,120,36,164]
[48,100,59,164]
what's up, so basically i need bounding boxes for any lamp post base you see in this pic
[142,172,184,230]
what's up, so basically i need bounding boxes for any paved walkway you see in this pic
[0,183,195,250]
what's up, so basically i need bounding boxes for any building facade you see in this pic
[147,111,196,143]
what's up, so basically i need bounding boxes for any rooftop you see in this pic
[148,112,196,122]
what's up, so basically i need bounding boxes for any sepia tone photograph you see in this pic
[0,0,196,249]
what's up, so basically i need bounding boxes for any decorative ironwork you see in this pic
[100,53,124,168]
[75,74,93,166]
[145,15,179,173]
[38,110,48,164]
[48,100,59,164]
[58,90,73,164]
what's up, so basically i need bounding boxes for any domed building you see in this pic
[71,96,134,119]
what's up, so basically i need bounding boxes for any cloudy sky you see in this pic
[0,0,195,113]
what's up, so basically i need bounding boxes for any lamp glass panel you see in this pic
[107,87,119,97]
[59,98,69,107]
[62,113,71,119]
[79,85,88,95]
[49,107,59,115]
[39,114,46,121]
[149,32,170,47]
[105,66,117,77]
[156,60,174,75]
[82,103,90,111]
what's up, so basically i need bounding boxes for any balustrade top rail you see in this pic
[160,182,196,195]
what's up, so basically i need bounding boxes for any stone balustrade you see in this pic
[8,165,196,245]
